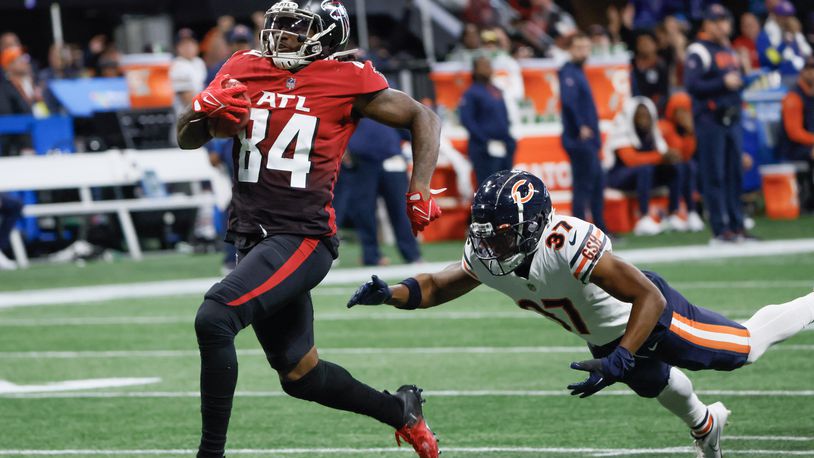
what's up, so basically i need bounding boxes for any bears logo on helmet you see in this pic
[469,170,552,276]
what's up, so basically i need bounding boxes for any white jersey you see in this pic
[462,214,631,346]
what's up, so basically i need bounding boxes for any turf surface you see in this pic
[0,253,812,457]
[1,215,812,292]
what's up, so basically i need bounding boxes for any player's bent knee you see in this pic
[280,358,327,400]
[281,347,319,382]
[194,299,237,344]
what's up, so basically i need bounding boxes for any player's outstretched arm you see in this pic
[567,253,667,398]
[354,89,442,234]
[347,263,480,310]
[354,89,440,198]
[590,253,666,354]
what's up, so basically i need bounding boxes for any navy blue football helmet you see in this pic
[469,170,553,276]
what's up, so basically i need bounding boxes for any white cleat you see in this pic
[0,251,17,270]
[693,402,730,458]
[664,214,689,232]
[634,215,663,236]
[687,212,705,232]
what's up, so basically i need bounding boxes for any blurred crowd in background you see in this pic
[1,0,814,271]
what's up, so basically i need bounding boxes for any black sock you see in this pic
[195,300,243,458]
[281,360,405,429]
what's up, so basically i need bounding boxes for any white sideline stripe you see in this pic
[2,344,813,359]
[727,436,814,442]
[1,239,814,309]
[5,389,814,399]
[0,311,535,326]
[0,346,591,359]
[0,448,813,456]
[0,313,810,328]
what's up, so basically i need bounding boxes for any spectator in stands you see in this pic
[0,194,23,270]
[169,28,207,116]
[447,23,482,63]
[0,46,33,114]
[201,15,235,71]
[631,31,670,115]
[588,24,613,57]
[734,12,762,72]
[346,118,421,266]
[463,0,498,27]
[479,28,525,126]
[459,56,516,186]
[659,16,689,86]
[206,25,254,85]
[777,55,814,211]
[0,46,37,156]
[757,1,812,76]
[607,3,635,50]
[96,46,122,78]
[659,92,704,232]
[0,32,21,53]
[38,44,79,112]
[605,97,681,236]
[559,32,608,234]
[686,4,750,243]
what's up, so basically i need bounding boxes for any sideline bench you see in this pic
[0,148,226,265]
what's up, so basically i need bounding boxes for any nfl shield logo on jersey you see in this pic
[286,77,297,90]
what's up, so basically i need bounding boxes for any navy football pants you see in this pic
[590,271,750,398]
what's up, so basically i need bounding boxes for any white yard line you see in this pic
[5,389,814,399]
[0,447,812,456]
[1,239,813,309]
[1,344,812,360]
[727,436,814,442]
[0,346,590,359]
[0,312,810,328]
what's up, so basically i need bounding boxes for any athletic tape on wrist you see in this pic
[398,277,422,310]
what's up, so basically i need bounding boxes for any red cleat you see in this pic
[393,385,439,458]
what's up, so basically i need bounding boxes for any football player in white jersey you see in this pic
[347,170,814,458]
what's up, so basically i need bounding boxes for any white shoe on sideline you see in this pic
[664,214,689,232]
[693,401,730,458]
[0,251,17,270]
[687,212,705,232]
[744,217,756,231]
[634,216,662,236]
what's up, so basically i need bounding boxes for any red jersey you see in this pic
[218,50,388,237]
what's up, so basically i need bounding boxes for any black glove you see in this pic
[567,346,635,398]
[347,275,392,308]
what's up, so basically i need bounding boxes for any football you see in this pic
[207,78,250,138]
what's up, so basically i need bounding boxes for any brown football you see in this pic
[207,78,251,138]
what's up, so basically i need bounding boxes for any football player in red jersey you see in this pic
[177,2,441,457]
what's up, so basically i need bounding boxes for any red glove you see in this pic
[192,73,250,125]
[406,189,444,235]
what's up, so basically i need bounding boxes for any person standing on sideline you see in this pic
[0,194,23,270]
[559,32,608,233]
[685,5,749,243]
[346,118,422,266]
[169,28,207,117]
[459,56,516,186]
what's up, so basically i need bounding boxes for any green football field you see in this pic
[0,248,813,457]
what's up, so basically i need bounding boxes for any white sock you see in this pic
[743,292,814,363]
[657,367,709,433]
